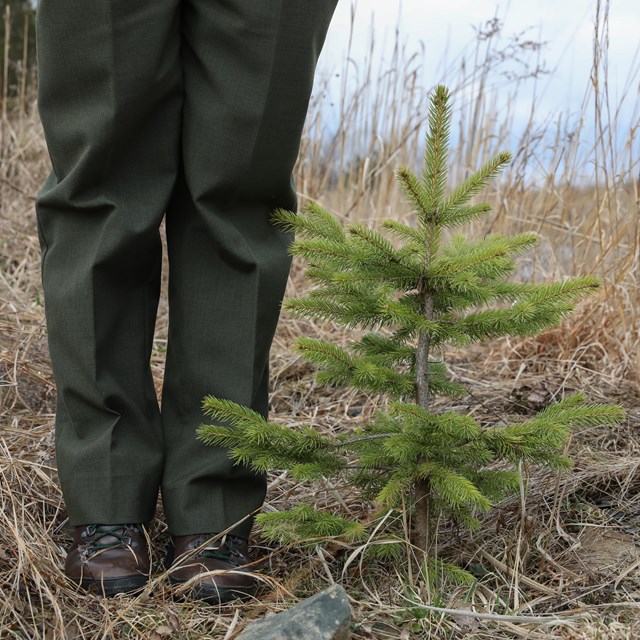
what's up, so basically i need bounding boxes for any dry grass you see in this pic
[1,2,640,638]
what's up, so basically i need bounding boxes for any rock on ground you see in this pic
[236,584,351,640]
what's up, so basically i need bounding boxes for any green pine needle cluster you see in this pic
[198,85,624,554]
[255,505,368,546]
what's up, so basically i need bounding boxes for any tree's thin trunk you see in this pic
[413,477,431,553]
[413,285,434,553]
[415,293,434,408]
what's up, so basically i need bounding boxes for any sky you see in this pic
[315,0,640,155]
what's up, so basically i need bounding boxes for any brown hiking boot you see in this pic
[64,523,151,596]
[167,533,256,604]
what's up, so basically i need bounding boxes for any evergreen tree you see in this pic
[198,86,623,558]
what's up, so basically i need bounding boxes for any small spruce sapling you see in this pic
[198,86,624,557]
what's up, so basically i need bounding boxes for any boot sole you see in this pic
[169,577,255,604]
[72,574,149,597]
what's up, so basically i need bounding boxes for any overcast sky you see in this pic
[316,0,639,144]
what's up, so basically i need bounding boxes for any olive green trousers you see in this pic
[35,0,337,538]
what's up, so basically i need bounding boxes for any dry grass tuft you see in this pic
[1,2,640,638]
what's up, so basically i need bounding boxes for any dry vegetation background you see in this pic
[1,2,639,639]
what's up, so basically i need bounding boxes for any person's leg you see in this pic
[35,0,182,525]
[161,0,339,538]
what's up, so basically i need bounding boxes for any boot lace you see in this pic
[190,534,246,565]
[82,524,142,551]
